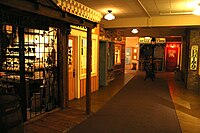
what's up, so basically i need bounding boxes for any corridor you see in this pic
[25,71,200,133]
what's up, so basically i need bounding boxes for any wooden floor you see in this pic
[24,108,88,133]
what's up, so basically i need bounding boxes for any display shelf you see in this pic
[11,43,41,47]
[2,69,34,75]
[6,55,36,59]
[24,32,40,35]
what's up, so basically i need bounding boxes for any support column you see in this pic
[58,26,70,108]
[86,27,92,115]
[19,27,27,121]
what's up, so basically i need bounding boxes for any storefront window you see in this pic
[80,38,87,75]
[1,25,58,120]
[80,38,97,76]
[125,48,131,65]
[91,39,97,75]
[68,39,73,70]
[114,45,121,65]
[132,47,138,60]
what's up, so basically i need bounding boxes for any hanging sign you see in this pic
[190,45,198,70]
[156,38,166,43]
[139,37,151,44]
[139,37,166,44]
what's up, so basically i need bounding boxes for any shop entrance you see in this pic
[166,44,179,72]
[68,36,76,100]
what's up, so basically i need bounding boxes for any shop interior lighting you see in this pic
[131,29,138,34]
[104,10,115,20]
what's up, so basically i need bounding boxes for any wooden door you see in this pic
[166,45,178,72]
[68,37,75,100]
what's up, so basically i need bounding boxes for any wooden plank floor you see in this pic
[24,108,88,133]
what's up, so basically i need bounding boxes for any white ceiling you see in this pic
[75,0,199,18]
[75,0,200,37]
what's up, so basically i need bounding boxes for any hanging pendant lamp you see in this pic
[104,10,115,20]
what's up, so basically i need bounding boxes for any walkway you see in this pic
[24,71,200,133]
[69,72,181,133]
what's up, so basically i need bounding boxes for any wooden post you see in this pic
[57,26,70,108]
[65,27,70,106]
[86,27,92,115]
[0,25,3,70]
[18,27,27,121]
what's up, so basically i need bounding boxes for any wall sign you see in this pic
[190,45,198,70]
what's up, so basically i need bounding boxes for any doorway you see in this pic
[68,36,76,100]
[166,44,179,72]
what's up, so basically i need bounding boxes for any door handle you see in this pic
[73,69,75,77]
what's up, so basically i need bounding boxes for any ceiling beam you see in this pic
[0,0,97,28]
[138,0,151,18]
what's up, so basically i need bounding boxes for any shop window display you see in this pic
[0,25,58,120]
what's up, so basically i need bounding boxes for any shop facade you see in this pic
[137,37,181,72]
[99,40,115,86]
[68,26,99,99]
[98,25,126,86]
[0,0,102,121]
[98,40,125,87]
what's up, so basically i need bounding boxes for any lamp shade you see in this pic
[104,10,115,20]
[131,29,138,34]
[193,7,200,16]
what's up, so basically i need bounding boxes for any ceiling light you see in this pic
[193,3,200,16]
[104,10,115,20]
[131,29,138,34]
[193,7,200,16]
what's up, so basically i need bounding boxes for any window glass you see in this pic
[80,38,97,76]
[114,45,121,65]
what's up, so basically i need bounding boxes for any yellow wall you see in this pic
[126,37,138,47]
[70,27,99,99]
[125,37,139,70]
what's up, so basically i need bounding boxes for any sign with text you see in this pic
[190,45,198,70]
[139,37,166,44]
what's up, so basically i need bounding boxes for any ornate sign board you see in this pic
[139,37,166,44]
[190,45,198,70]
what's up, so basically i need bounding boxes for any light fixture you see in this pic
[104,10,115,20]
[193,3,200,16]
[131,29,138,34]
[193,7,200,15]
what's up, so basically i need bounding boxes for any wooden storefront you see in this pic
[0,0,101,121]
[114,41,126,76]
[68,26,99,100]
[99,40,115,86]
